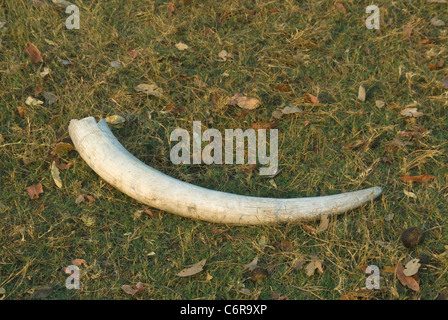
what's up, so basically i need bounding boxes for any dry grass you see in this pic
[0,0,447,300]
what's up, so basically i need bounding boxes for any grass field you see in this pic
[0,0,447,300]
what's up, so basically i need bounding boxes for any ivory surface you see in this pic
[68,117,382,225]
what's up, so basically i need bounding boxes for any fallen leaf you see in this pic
[375,100,385,108]
[272,292,287,300]
[217,50,233,61]
[167,2,175,13]
[43,92,58,105]
[24,43,43,63]
[403,259,421,277]
[403,190,417,198]
[105,115,126,125]
[272,110,284,119]
[25,96,44,106]
[303,93,319,105]
[110,61,121,69]
[53,142,75,156]
[176,259,206,277]
[403,25,413,38]
[273,84,291,92]
[84,194,95,202]
[245,256,258,271]
[358,84,366,102]
[75,194,85,204]
[430,17,445,26]
[50,161,62,188]
[396,262,420,292]
[278,239,293,252]
[303,225,317,234]
[305,258,324,276]
[17,106,26,117]
[135,83,163,97]
[281,104,303,115]
[400,174,435,183]
[334,2,347,14]
[206,273,213,281]
[251,121,279,129]
[39,67,50,78]
[317,214,329,232]
[443,76,448,89]
[420,39,435,45]
[72,259,87,267]
[34,86,43,96]
[25,183,44,199]
[227,93,260,110]
[170,106,188,115]
[127,49,139,59]
[175,42,189,51]
[121,282,145,296]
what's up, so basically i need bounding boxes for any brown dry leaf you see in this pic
[56,161,72,170]
[25,183,44,199]
[84,194,95,202]
[278,239,293,252]
[121,282,145,296]
[170,106,188,115]
[53,142,75,156]
[72,259,87,267]
[317,214,329,232]
[167,2,175,13]
[396,262,420,292]
[400,174,435,183]
[144,208,155,218]
[227,93,260,110]
[305,258,324,276]
[127,49,139,59]
[135,83,163,97]
[176,259,206,277]
[420,39,435,45]
[303,225,317,234]
[334,2,347,14]
[403,25,413,38]
[273,84,291,92]
[17,106,26,117]
[303,93,319,105]
[24,43,43,64]
[251,121,279,129]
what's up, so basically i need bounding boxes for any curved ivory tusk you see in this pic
[68,117,382,225]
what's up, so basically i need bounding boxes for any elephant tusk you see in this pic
[68,117,382,225]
